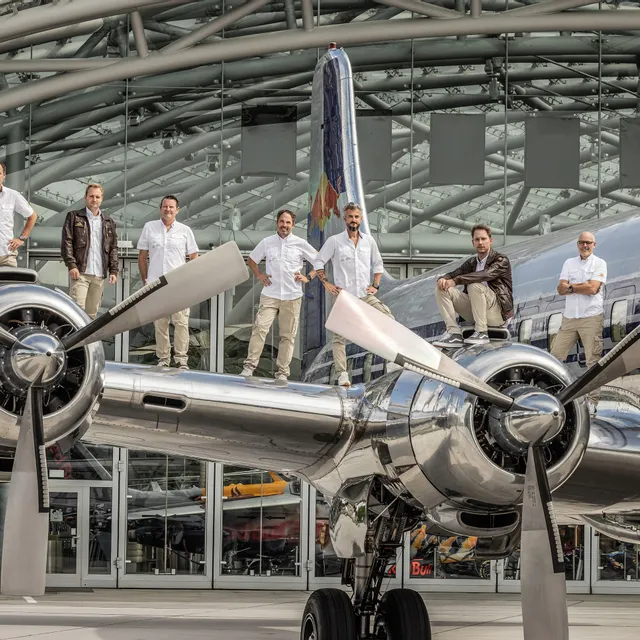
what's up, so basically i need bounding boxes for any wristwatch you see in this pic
[568,285,573,293]
[371,283,380,290]
[18,235,27,241]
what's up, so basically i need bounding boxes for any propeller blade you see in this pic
[519,442,569,640]
[0,382,50,596]
[0,326,29,350]
[557,324,640,405]
[63,242,249,350]
[325,290,513,410]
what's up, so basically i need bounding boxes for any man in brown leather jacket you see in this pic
[433,224,513,347]
[61,184,118,319]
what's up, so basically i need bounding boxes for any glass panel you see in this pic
[598,535,640,581]
[46,443,113,481]
[519,318,533,344]
[88,487,112,575]
[127,261,211,370]
[47,492,78,575]
[221,466,302,577]
[28,257,117,361]
[503,525,585,581]
[126,452,207,575]
[611,300,628,343]
[548,313,563,350]
[409,525,491,580]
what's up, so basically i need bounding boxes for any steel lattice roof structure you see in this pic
[1,0,640,254]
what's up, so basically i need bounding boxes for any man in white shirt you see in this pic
[137,195,198,369]
[241,209,317,381]
[0,161,37,267]
[551,231,607,414]
[61,184,118,319]
[315,202,395,387]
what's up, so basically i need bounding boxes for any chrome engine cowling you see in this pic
[0,284,104,448]
[408,342,590,509]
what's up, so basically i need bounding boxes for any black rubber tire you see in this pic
[376,588,431,640]
[300,588,357,640]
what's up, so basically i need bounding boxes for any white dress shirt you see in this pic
[475,255,488,286]
[559,254,607,319]
[84,209,103,277]
[137,219,198,282]
[0,186,32,257]
[314,230,384,298]
[249,233,317,301]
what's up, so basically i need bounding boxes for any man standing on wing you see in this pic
[241,209,317,381]
[61,183,118,319]
[315,202,395,388]
[137,195,198,369]
[551,231,606,415]
[0,160,37,267]
[433,224,513,348]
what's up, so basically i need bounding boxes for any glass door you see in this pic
[592,530,640,594]
[46,484,118,589]
[497,524,590,594]
[47,490,81,587]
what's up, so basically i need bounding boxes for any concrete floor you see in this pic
[0,590,637,639]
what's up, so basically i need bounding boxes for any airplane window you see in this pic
[611,300,627,343]
[548,313,563,351]
[518,319,532,345]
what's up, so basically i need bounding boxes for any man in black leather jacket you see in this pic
[433,224,513,347]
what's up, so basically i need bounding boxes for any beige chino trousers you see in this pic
[550,314,604,403]
[332,294,394,376]
[154,308,190,366]
[244,295,303,378]
[69,273,106,319]
[0,255,17,268]
[435,282,504,334]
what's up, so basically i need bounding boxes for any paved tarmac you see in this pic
[0,589,637,638]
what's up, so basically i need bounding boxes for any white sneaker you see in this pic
[275,373,287,381]
[240,367,254,377]
[387,362,403,373]
[337,372,351,387]
[157,360,170,368]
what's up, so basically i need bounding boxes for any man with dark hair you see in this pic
[0,160,37,267]
[61,183,118,319]
[315,202,397,387]
[241,209,317,381]
[137,195,198,369]
[433,224,513,347]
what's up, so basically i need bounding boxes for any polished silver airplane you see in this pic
[1,45,640,640]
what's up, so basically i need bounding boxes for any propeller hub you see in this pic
[489,385,565,455]
[10,331,65,386]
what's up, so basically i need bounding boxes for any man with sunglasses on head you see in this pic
[315,202,397,388]
[551,231,607,415]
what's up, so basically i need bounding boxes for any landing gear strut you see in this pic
[300,494,432,639]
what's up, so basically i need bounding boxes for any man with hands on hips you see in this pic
[0,160,37,267]
[241,209,317,381]
[314,202,397,388]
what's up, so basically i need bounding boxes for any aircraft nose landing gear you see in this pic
[300,494,432,639]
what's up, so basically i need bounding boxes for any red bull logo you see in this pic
[310,172,342,232]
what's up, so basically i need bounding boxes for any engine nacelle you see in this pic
[0,283,104,448]
[409,342,590,510]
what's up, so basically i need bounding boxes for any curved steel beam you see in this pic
[374,0,461,18]
[0,0,189,44]
[3,13,640,112]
